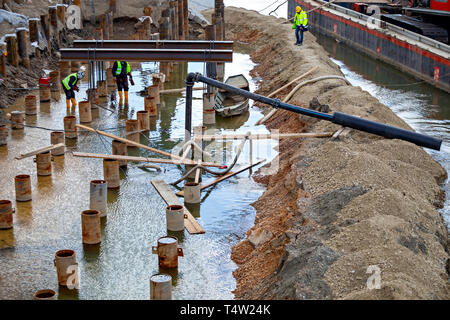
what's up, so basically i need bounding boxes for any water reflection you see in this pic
[0,53,272,300]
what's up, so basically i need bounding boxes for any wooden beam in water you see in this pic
[176,159,265,197]
[15,143,65,160]
[72,152,222,167]
[151,180,205,234]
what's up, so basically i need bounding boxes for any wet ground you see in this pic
[0,53,279,299]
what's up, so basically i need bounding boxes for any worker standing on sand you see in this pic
[62,71,85,108]
[112,61,134,106]
[293,6,308,46]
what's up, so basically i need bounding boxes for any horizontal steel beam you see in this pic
[72,40,234,50]
[59,48,233,62]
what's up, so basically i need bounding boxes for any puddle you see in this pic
[0,53,278,299]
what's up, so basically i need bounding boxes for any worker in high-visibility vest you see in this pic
[112,61,134,105]
[292,6,308,46]
[61,71,85,108]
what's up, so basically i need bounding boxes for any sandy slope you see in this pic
[217,7,450,299]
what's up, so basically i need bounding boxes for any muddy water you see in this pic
[0,53,278,299]
[314,33,450,227]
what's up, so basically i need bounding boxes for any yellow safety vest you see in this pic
[115,61,131,76]
[293,11,308,27]
[62,73,78,90]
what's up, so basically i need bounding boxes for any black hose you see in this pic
[187,72,442,151]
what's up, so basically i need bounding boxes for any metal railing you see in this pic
[306,0,450,54]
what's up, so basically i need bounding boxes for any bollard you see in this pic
[183,0,188,39]
[78,101,92,123]
[35,151,52,176]
[177,0,184,39]
[137,110,150,131]
[150,274,172,300]
[5,34,18,67]
[28,18,40,44]
[0,125,8,146]
[81,210,101,244]
[25,95,37,115]
[50,131,65,156]
[56,4,66,26]
[63,116,77,139]
[34,289,57,300]
[109,0,117,14]
[15,174,32,202]
[0,200,14,229]
[89,180,107,218]
[184,182,201,204]
[202,92,214,111]
[39,78,51,103]
[143,7,152,16]
[40,14,51,50]
[10,111,24,130]
[54,249,78,287]
[106,67,115,87]
[59,61,71,79]
[152,74,163,90]
[94,28,103,40]
[203,109,216,125]
[148,84,160,105]
[97,80,107,97]
[16,28,30,68]
[126,119,140,145]
[166,205,185,232]
[0,42,6,81]
[86,88,100,106]
[159,63,170,82]
[71,61,81,73]
[152,236,183,269]
[145,96,157,117]
[103,159,120,189]
[112,140,127,167]
[49,71,61,92]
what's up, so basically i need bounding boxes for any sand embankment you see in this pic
[217,7,450,299]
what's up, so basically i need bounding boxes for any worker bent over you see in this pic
[112,61,134,106]
[293,6,308,46]
[62,71,85,108]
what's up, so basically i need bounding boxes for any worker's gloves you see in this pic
[74,86,79,92]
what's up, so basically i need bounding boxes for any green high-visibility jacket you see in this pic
[292,11,308,28]
[62,73,78,91]
[113,61,131,77]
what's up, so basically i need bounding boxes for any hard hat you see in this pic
[296,6,301,12]
[77,71,85,79]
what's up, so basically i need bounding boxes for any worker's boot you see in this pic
[124,91,129,106]
[70,98,76,108]
[118,91,123,106]
[66,99,71,108]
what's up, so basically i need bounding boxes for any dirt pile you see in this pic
[217,7,449,299]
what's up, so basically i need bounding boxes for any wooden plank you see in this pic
[72,152,223,167]
[176,159,265,197]
[195,132,334,141]
[151,180,205,234]
[76,123,184,161]
[15,143,65,160]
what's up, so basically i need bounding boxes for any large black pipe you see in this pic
[186,72,442,151]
